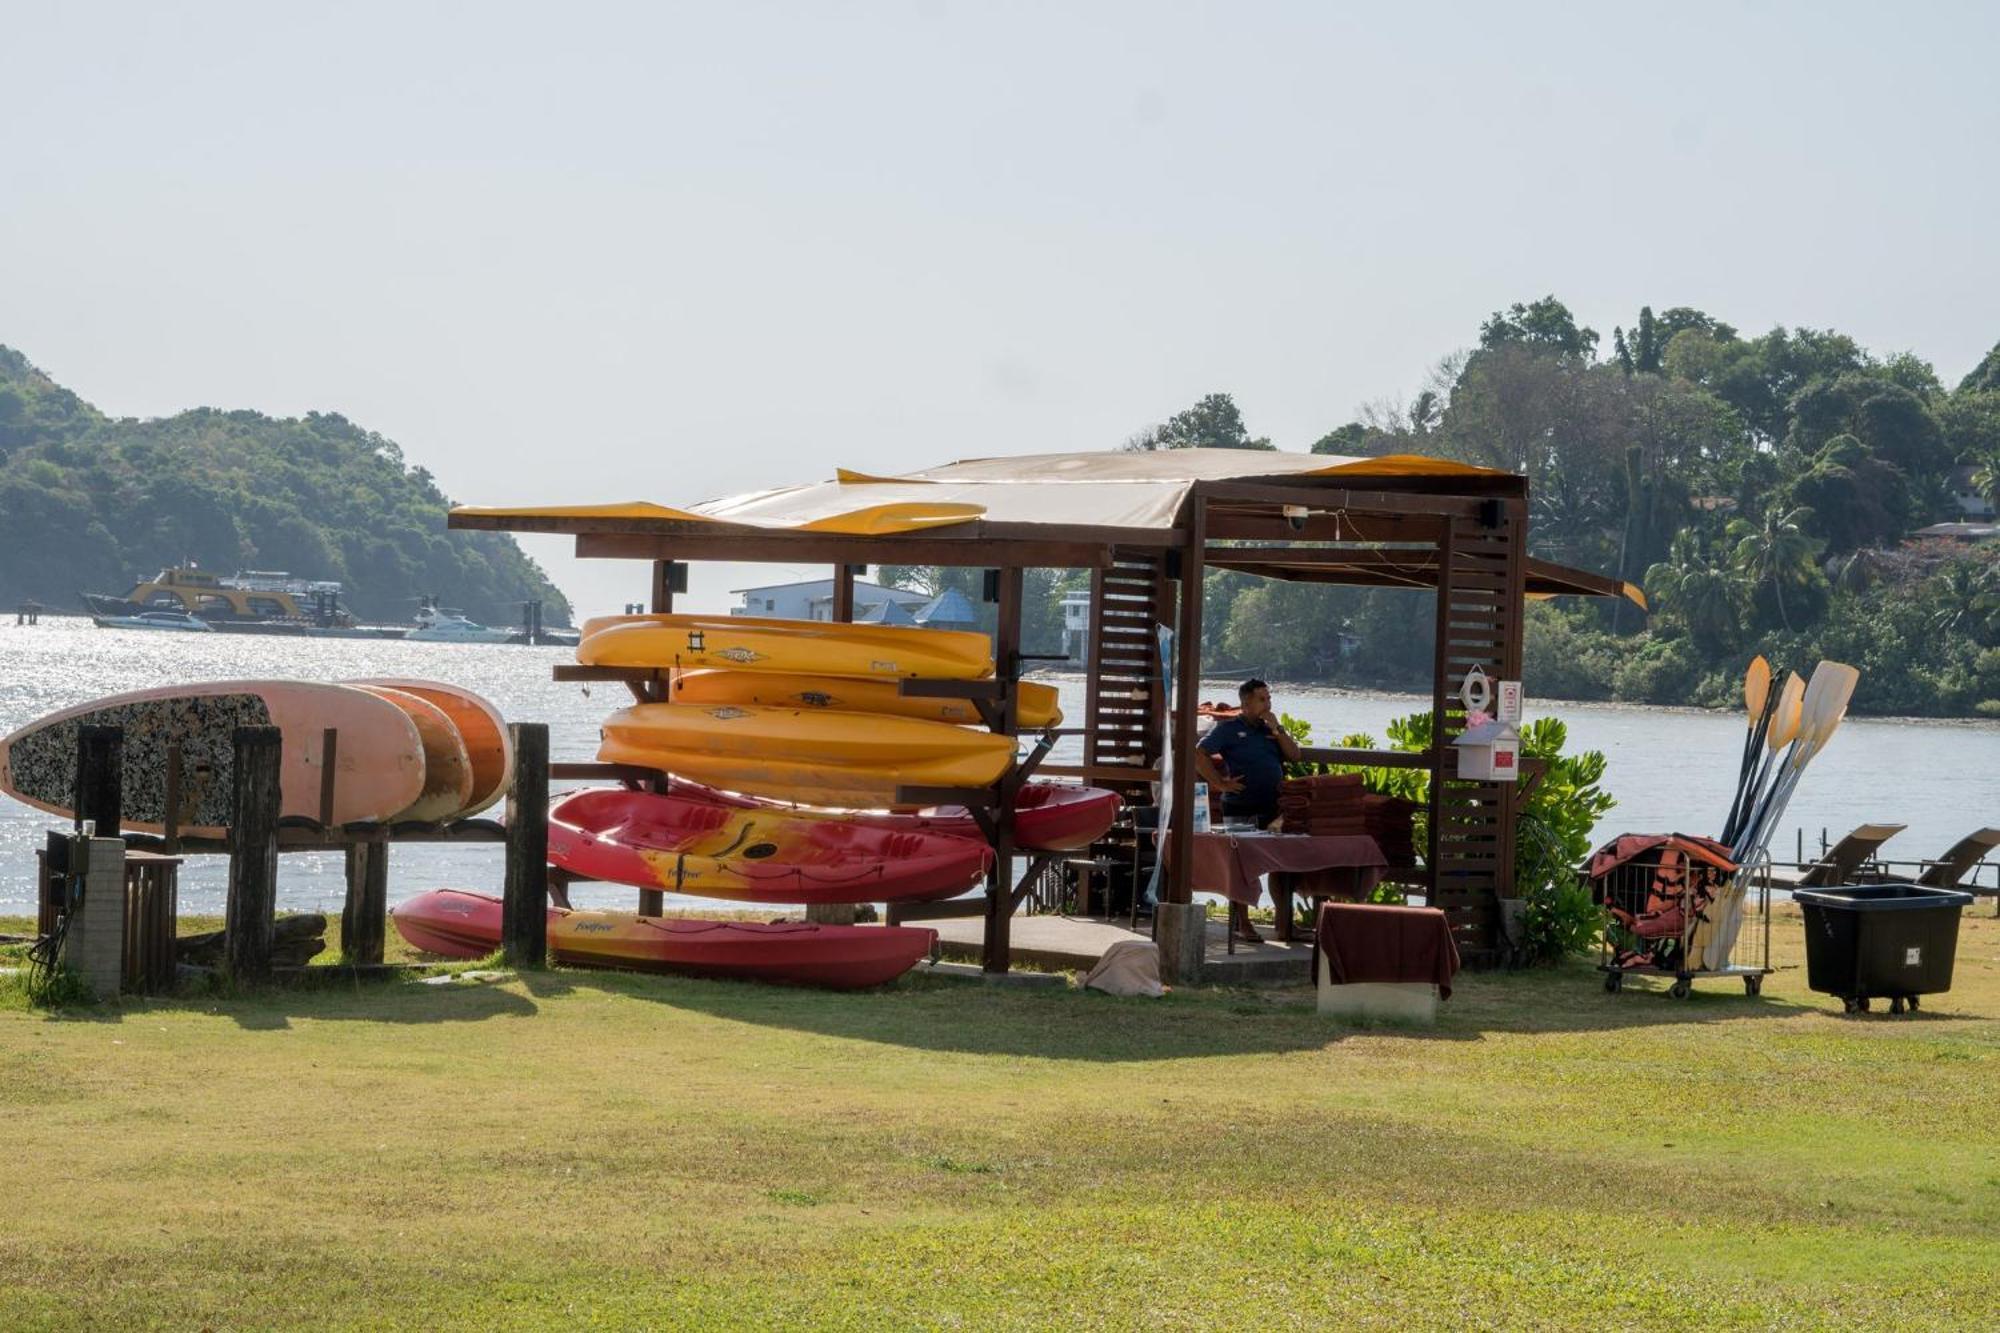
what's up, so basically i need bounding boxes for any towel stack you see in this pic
[1277,773,1366,835]
[1363,794,1419,866]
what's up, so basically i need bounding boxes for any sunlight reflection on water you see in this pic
[3,620,1995,915]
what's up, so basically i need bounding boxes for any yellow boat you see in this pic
[668,669,1062,730]
[598,702,1015,806]
[578,613,993,680]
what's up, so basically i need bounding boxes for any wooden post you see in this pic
[317,727,339,828]
[224,726,282,981]
[1427,518,1454,891]
[74,724,124,836]
[808,562,863,928]
[638,562,678,917]
[983,566,1024,973]
[504,722,550,966]
[163,745,184,854]
[341,835,389,964]
[1166,495,1205,907]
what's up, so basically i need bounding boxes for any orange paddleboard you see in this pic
[350,679,512,816]
[352,686,474,822]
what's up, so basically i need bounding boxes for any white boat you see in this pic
[405,603,515,643]
[91,610,214,632]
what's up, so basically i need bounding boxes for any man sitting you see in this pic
[1192,678,1301,942]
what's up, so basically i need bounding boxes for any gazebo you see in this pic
[451,447,1634,974]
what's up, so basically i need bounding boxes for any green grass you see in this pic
[2,906,1997,1329]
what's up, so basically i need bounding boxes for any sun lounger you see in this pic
[1914,827,2000,891]
[1755,823,1906,889]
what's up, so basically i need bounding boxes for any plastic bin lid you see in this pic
[1793,883,1975,911]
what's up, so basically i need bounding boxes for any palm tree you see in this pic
[1726,506,1822,632]
[1645,529,1743,650]
[1970,449,2000,514]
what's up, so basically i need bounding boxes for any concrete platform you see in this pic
[927,912,1313,986]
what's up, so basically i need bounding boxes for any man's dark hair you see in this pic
[1238,677,1268,700]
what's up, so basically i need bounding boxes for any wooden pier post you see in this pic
[341,834,389,965]
[503,722,550,966]
[74,724,124,836]
[225,726,283,981]
[806,562,864,928]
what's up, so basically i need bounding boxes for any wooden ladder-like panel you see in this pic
[1084,548,1172,888]
[1427,506,1526,964]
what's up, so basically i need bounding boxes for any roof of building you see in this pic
[1913,522,1999,540]
[914,587,980,627]
[854,598,919,624]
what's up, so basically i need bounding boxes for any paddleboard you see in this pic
[0,681,424,836]
[351,686,475,823]
[599,702,1015,806]
[669,669,1062,729]
[547,787,992,904]
[349,679,512,816]
[391,888,937,989]
[578,613,994,680]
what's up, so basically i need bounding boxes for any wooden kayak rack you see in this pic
[60,717,555,980]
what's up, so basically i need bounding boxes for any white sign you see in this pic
[1497,680,1523,725]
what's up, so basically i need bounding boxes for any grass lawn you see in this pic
[2,905,1997,1330]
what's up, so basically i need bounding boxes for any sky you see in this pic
[4,1,1997,617]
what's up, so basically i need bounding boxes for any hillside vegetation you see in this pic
[1122,304,2000,716]
[0,347,569,625]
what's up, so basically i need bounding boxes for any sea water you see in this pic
[2,619,1996,917]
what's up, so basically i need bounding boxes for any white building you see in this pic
[730,577,932,621]
[1060,589,1092,664]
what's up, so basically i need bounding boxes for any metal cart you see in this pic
[1590,835,1773,998]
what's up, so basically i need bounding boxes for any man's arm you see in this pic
[1260,714,1302,762]
[1191,745,1243,793]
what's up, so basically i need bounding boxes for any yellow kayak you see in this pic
[579,613,993,680]
[598,702,1015,806]
[669,669,1062,730]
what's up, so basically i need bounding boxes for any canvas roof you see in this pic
[452,447,1513,536]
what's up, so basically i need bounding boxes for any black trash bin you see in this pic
[1795,884,1974,1014]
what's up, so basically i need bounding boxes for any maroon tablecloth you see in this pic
[1315,902,1460,999]
[1185,832,1388,907]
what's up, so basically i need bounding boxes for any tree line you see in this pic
[0,346,570,625]
[902,302,2000,717]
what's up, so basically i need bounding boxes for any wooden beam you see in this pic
[74,725,123,836]
[984,565,1025,974]
[503,723,550,967]
[1194,479,1505,515]
[341,834,389,965]
[1203,512,1448,544]
[225,726,282,981]
[1166,496,1205,906]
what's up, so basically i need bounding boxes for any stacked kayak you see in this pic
[546,787,992,904]
[599,701,1017,808]
[668,668,1063,730]
[660,778,1119,853]
[579,613,994,679]
[392,888,937,990]
[0,678,510,835]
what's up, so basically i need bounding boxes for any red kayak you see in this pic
[660,778,1120,852]
[547,788,991,904]
[390,889,937,989]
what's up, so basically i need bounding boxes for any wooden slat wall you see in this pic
[1084,548,1172,883]
[1426,503,1527,964]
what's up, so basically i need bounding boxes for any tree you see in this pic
[1777,433,1915,554]
[1644,529,1743,652]
[1727,505,1823,631]
[1478,296,1599,362]
[1958,340,2000,395]
[1126,392,1272,451]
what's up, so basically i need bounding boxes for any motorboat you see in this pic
[406,601,515,643]
[89,610,214,632]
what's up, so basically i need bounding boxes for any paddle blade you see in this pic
[1793,662,1859,766]
[1767,673,1805,750]
[1744,656,1771,722]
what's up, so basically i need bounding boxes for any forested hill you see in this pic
[0,347,570,626]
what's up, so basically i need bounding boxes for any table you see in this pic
[1314,900,1460,1000]
[1184,831,1389,943]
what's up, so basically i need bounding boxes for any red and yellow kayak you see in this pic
[663,777,1121,853]
[390,888,937,989]
[547,788,992,903]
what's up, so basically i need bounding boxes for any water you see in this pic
[4,619,1997,917]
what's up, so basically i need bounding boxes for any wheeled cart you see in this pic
[1587,833,1772,999]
